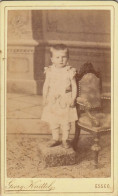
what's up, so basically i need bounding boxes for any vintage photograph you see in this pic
[6,9,111,179]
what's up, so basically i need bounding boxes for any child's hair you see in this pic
[50,44,69,58]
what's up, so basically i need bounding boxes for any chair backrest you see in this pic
[77,62,101,109]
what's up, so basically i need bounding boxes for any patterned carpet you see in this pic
[7,133,111,178]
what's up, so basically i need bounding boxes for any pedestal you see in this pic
[39,142,78,167]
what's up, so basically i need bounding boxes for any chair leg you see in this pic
[91,135,101,169]
[73,122,81,151]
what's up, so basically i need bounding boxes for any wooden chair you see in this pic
[73,62,111,169]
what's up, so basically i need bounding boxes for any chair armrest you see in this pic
[76,97,100,127]
[76,97,91,108]
[101,92,111,100]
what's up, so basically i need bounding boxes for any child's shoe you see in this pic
[47,140,60,147]
[62,140,70,149]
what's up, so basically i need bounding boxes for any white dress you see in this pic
[41,65,78,126]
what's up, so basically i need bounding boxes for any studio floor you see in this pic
[7,93,111,178]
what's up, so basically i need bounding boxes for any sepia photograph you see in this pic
[7,9,111,178]
[0,1,118,195]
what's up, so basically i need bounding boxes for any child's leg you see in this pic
[61,123,71,140]
[51,128,60,141]
[61,123,71,148]
[48,123,60,147]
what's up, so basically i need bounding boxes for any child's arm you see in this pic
[69,68,77,107]
[70,77,77,107]
[43,66,51,106]
[43,77,50,105]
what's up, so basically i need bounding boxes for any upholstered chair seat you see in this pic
[78,112,111,132]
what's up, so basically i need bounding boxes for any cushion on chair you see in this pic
[78,112,111,132]
[79,73,101,108]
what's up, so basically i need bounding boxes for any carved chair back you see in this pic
[76,62,102,113]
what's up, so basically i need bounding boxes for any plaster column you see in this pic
[7,10,43,94]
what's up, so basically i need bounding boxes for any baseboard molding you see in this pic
[39,40,110,50]
[8,39,110,50]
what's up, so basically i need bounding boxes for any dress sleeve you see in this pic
[69,67,77,80]
[44,66,51,80]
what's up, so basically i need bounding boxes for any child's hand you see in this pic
[70,99,75,108]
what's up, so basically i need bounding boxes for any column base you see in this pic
[7,79,44,95]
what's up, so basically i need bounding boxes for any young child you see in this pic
[41,44,78,149]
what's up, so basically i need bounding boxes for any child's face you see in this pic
[51,50,68,68]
